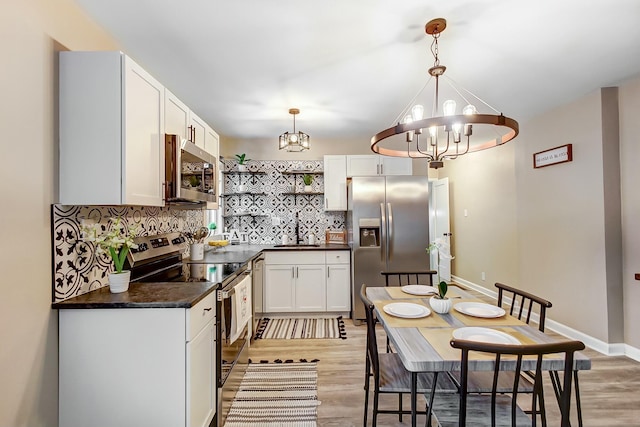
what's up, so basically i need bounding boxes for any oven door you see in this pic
[217,271,251,426]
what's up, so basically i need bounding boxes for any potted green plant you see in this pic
[303,173,313,192]
[426,238,455,314]
[188,175,201,189]
[235,153,250,172]
[81,217,139,293]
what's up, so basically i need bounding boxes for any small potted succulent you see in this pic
[235,153,250,172]
[188,175,201,189]
[303,173,313,192]
[427,238,455,314]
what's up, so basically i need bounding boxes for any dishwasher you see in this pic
[251,253,264,340]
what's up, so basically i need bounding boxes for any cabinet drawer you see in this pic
[326,251,350,264]
[187,291,216,341]
[265,251,325,265]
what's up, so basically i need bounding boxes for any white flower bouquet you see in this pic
[82,217,139,273]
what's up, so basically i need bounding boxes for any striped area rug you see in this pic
[223,362,319,427]
[254,316,347,340]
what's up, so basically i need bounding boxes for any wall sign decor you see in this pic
[533,144,573,168]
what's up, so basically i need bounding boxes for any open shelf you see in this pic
[221,192,267,197]
[222,171,266,175]
[281,170,324,175]
[282,192,324,196]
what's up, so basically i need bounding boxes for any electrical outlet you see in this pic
[481,272,486,281]
[271,216,281,226]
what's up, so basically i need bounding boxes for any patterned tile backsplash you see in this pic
[51,159,347,302]
[221,159,346,244]
[52,204,205,302]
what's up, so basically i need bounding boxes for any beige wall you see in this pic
[515,90,611,341]
[0,1,119,426]
[445,78,640,346]
[439,142,519,289]
[619,76,640,348]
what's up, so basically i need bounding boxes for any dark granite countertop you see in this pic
[54,243,351,310]
[183,243,351,263]
[52,281,218,309]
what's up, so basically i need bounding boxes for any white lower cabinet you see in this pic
[326,251,351,311]
[58,293,217,427]
[264,250,350,313]
[295,264,327,311]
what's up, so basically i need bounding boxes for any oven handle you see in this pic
[219,271,251,299]
[132,262,183,282]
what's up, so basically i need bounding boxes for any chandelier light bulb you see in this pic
[462,104,477,115]
[411,105,424,121]
[290,134,298,143]
[443,100,456,116]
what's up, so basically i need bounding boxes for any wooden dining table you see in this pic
[366,285,591,427]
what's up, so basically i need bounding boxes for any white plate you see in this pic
[401,285,437,296]
[454,302,506,318]
[452,327,521,345]
[383,302,431,319]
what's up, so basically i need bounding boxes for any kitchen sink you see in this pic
[273,244,320,248]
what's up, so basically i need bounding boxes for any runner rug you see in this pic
[253,316,347,340]
[223,362,320,427]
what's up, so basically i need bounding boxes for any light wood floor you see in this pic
[248,299,640,426]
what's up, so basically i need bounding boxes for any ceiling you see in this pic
[73,0,640,144]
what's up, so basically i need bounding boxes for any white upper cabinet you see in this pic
[346,155,412,177]
[165,89,190,141]
[165,89,219,162]
[189,112,208,152]
[323,155,347,211]
[59,51,165,206]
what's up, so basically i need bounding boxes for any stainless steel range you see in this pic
[128,232,251,427]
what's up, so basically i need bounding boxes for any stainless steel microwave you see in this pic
[165,134,217,205]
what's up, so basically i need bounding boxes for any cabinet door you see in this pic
[324,155,347,211]
[295,264,326,311]
[123,55,165,206]
[165,89,190,140]
[326,264,351,311]
[186,319,216,427]
[205,126,220,160]
[381,157,413,176]
[346,155,380,177]
[190,113,207,151]
[264,265,296,312]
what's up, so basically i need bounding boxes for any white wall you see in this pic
[0,1,119,426]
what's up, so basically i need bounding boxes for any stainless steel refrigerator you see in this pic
[347,176,430,324]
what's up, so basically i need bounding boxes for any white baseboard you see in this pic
[451,275,640,362]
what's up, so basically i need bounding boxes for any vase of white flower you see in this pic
[427,238,455,314]
[82,217,139,293]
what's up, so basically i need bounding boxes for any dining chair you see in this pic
[496,282,583,426]
[448,282,555,421]
[380,270,437,287]
[431,338,585,427]
[379,270,437,353]
[360,284,457,427]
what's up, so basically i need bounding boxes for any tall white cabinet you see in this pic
[59,51,165,206]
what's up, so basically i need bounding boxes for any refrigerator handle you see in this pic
[380,202,386,263]
[387,203,394,261]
